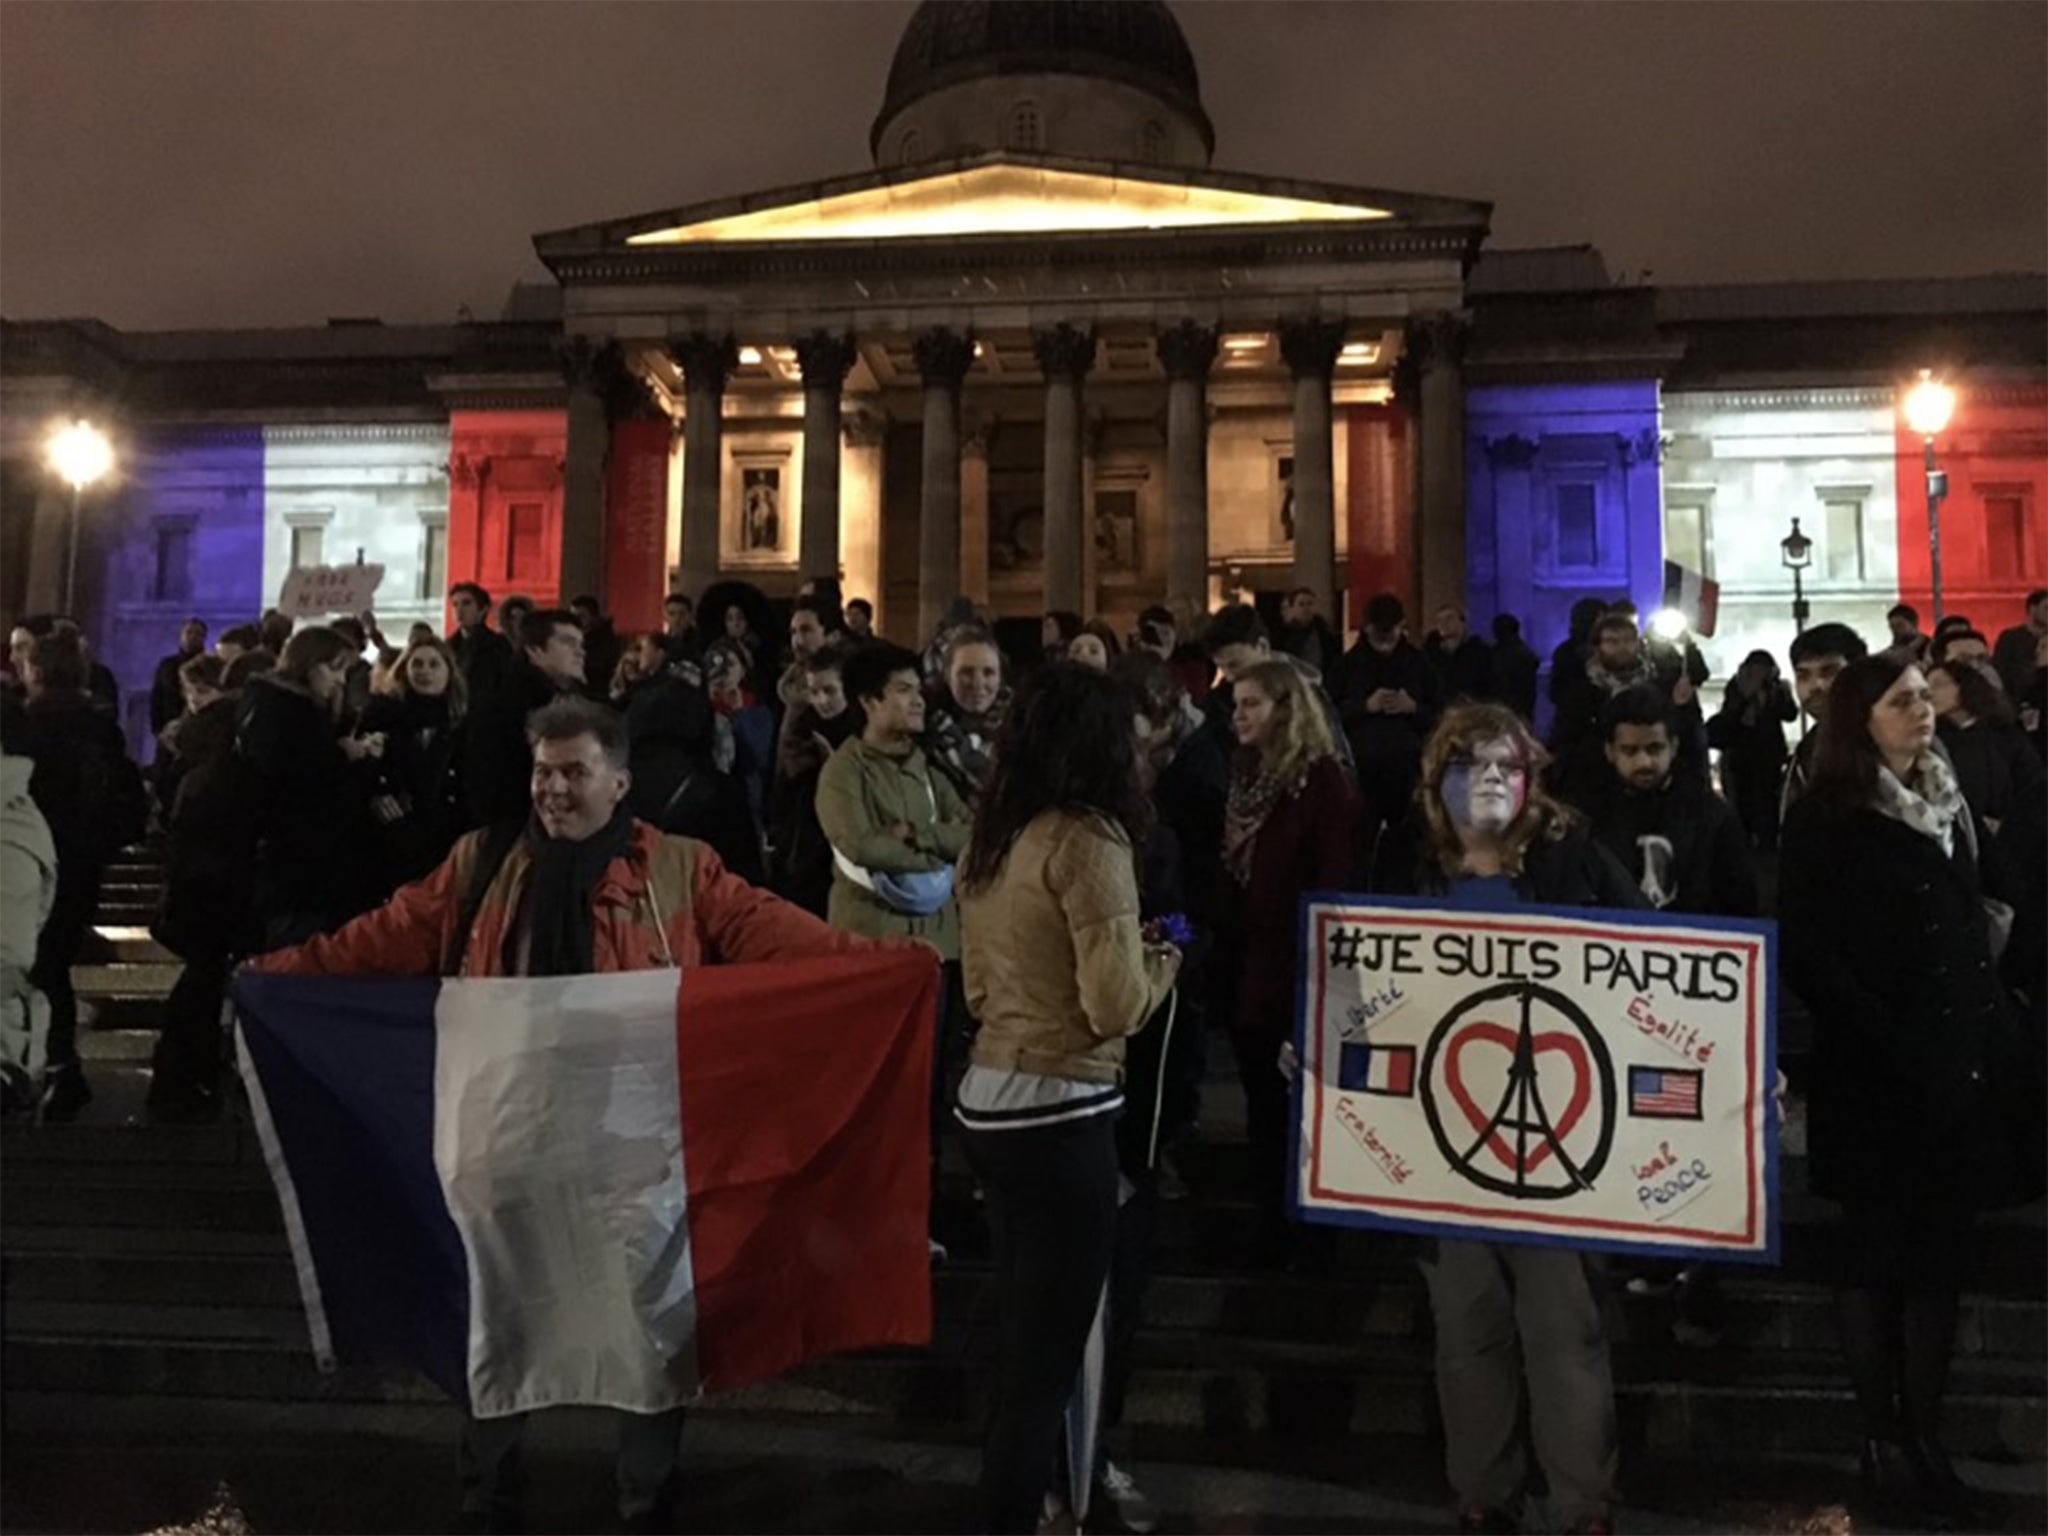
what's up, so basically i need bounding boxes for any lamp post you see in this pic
[1901,370,1957,626]
[45,420,115,617]
[1780,515,1813,636]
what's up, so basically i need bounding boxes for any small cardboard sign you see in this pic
[279,563,384,619]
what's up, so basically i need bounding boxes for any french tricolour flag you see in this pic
[1662,559,1720,637]
[232,950,938,1418]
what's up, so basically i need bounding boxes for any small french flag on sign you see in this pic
[1339,1043,1416,1098]
[1662,560,1720,637]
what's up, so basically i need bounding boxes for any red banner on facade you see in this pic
[606,419,672,635]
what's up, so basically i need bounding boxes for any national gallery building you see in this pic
[3,0,2043,752]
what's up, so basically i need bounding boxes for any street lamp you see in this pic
[1901,370,1957,625]
[44,420,115,617]
[1780,515,1813,636]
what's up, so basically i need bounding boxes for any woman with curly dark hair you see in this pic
[955,664,1180,1534]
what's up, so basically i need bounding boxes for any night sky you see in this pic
[2,1,2041,331]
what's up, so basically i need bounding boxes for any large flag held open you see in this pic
[233,949,939,1418]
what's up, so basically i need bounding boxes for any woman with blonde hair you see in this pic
[1372,702,1640,1535]
[1216,656,1360,1264]
[356,634,469,892]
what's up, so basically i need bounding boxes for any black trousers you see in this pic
[30,861,101,1074]
[152,949,230,1099]
[1230,1027,1293,1242]
[961,1112,1121,1534]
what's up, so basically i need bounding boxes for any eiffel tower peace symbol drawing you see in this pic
[1419,979,1619,1201]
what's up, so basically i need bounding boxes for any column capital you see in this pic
[1485,433,1541,470]
[668,332,739,393]
[1618,428,1666,467]
[1033,322,1097,383]
[913,327,975,389]
[1278,317,1347,381]
[793,330,859,389]
[1406,312,1468,373]
[1156,320,1219,382]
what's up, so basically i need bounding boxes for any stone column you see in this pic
[669,332,737,599]
[960,417,992,604]
[794,331,858,580]
[841,412,887,637]
[913,328,974,640]
[1035,323,1096,616]
[1156,321,1218,611]
[1279,318,1346,618]
[557,338,615,604]
[1411,313,1468,618]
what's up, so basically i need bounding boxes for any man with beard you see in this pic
[1549,611,1695,804]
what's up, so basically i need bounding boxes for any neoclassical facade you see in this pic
[3,0,2044,753]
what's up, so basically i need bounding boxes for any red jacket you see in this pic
[250,819,885,979]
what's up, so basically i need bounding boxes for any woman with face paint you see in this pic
[1373,703,1642,1536]
[1217,657,1361,1265]
[1780,654,2039,1525]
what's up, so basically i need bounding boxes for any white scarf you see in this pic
[1872,749,1965,854]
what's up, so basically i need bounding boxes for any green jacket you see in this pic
[815,735,971,957]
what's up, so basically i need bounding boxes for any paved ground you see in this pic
[5,1396,2044,1534]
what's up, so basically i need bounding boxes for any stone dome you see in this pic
[871,0,1215,167]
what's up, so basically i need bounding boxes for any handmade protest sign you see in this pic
[1293,898,1776,1264]
[278,562,384,619]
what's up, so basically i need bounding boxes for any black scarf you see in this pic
[514,806,636,977]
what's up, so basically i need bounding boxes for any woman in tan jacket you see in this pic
[956,664,1180,1534]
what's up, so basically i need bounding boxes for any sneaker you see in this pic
[1036,1491,1076,1535]
[1092,1460,1159,1535]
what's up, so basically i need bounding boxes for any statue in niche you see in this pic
[1095,489,1139,574]
[741,467,781,552]
[1277,454,1296,543]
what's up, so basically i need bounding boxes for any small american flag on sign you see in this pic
[1629,1065,1703,1119]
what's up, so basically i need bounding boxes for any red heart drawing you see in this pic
[1443,1021,1593,1177]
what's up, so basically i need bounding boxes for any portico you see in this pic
[534,153,1488,638]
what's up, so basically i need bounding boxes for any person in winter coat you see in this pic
[1274,586,1341,675]
[1218,656,1361,1264]
[1709,650,1798,849]
[237,626,383,950]
[1489,613,1541,723]
[703,637,776,835]
[1929,657,2044,834]
[625,670,764,887]
[248,694,906,1535]
[815,642,971,957]
[1370,702,1641,1536]
[1779,653,2040,1526]
[10,627,145,1119]
[770,597,837,777]
[463,607,586,827]
[1,746,57,1116]
[769,643,860,915]
[1423,604,1494,705]
[1549,612,1698,806]
[149,617,209,740]
[1548,597,1609,712]
[922,625,1010,803]
[1336,592,1440,844]
[953,665,1179,1534]
[358,635,469,896]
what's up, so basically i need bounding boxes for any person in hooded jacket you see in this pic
[1370,703,1642,1536]
[358,635,470,895]
[1780,653,2042,1527]
[1336,592,1441,845]
[238,626,382,950]
[625,669,764,887]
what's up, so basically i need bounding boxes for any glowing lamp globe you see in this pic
[1902,372,1956,439]
[47,421,114,491]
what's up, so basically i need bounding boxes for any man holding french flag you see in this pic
[235,695,940,1534]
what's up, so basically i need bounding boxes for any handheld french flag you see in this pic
[232,950,938,1418]
[1662,559,1720,637]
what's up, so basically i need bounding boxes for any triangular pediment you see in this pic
[534,153,1488,258]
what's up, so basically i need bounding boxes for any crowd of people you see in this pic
[1,575,2044,1535]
